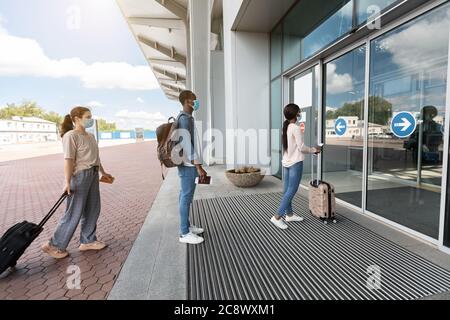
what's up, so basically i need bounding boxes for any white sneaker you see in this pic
[285,215,304,222]
[271,216,288,230]
[189,226,204,234]
[179,232,204,245]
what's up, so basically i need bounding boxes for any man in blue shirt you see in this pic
[177,90,208,244]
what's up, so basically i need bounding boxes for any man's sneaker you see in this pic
[41,242,69,259]
[285,215,304,222]
[189,226,204,235]
[271,216,288,230]
[179,232,204,245]
[79,241,107,252]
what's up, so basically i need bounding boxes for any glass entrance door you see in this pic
[322,45,366,208]
[289,66,320,185]
[366,4,449,239]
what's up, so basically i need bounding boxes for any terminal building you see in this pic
[117,0,450,253]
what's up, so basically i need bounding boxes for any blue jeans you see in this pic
[178,166,198,236]
[277,161,303,217]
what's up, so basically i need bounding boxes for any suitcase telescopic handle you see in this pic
[37,192,70,229]
[311,147,322,186]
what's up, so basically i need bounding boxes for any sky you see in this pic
[0,0,181,130]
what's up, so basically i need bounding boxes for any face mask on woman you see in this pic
[296,114,302,125]
[82,119,95,129]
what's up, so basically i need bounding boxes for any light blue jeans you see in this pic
[277,161,304,217]
[178,166,198,236]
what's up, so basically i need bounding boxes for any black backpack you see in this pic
[0,193,68,275]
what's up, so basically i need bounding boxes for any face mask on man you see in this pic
[82,119,95,129]
[193,100,200,111]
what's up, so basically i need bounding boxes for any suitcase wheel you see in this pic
[323,220,328,225]
[333,219,337,224]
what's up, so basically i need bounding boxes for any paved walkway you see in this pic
[0,139,144,162]
[0,141,162,300]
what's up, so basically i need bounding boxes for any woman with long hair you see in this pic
[41,106,113,259]
[271,103,322,230]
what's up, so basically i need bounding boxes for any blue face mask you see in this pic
[193,100,200,111]
[83,119,95,129]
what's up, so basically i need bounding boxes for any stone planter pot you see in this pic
[225,169,265,188]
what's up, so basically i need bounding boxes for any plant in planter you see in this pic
[225,166,265,188]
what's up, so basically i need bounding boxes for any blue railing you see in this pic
[98,131,156,140]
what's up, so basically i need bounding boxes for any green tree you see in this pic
[327,96,392,125]
[42,111,63,125]
[0,101,45,119]
[97,118,117,132]
[369,96,393,125]
[0,101,64,124]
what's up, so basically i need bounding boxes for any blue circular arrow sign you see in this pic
[391,112,417,138]
[334,118,347,137]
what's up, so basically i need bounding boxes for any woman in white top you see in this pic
[271,104,322,230]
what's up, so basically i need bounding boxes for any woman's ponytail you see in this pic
[282,103,301,152]
[282,120,290,152]
[60,114,74,138]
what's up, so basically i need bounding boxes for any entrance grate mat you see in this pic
[187,192,450,300]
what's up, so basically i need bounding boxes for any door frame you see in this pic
[281,0,450,248]
[283,64,321,182]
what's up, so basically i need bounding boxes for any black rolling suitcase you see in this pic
[0,192,68,275]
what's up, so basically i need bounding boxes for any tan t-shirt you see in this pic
[62,130,100,175]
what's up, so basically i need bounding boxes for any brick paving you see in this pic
[0,141,163,300]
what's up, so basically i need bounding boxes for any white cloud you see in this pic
[86,101,104,107]
[137,97,145,103]
[326,63,353,94]
[0,14,7,35]
[379,9,450,72]
[115,109,167,130]
[0,27,159,91]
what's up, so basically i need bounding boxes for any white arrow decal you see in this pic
[394,118,412,132]
[336,123,346,132]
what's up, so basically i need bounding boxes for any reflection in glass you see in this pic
[323,46,366,208]
[283,0,352,71]
[367,4,449,239]
[303,1,353,59]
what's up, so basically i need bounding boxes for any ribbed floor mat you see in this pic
[187,192,450,300]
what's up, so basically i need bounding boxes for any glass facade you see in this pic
[356,0,398,25]
[271,78,282,178]
[270,0,450,244]
[283,0,353,71]
[271,24,282,79]
[303,1,353,59]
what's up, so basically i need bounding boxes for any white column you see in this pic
[223,0,243,170]
[223,0,271,171]
[188,0,212,165]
